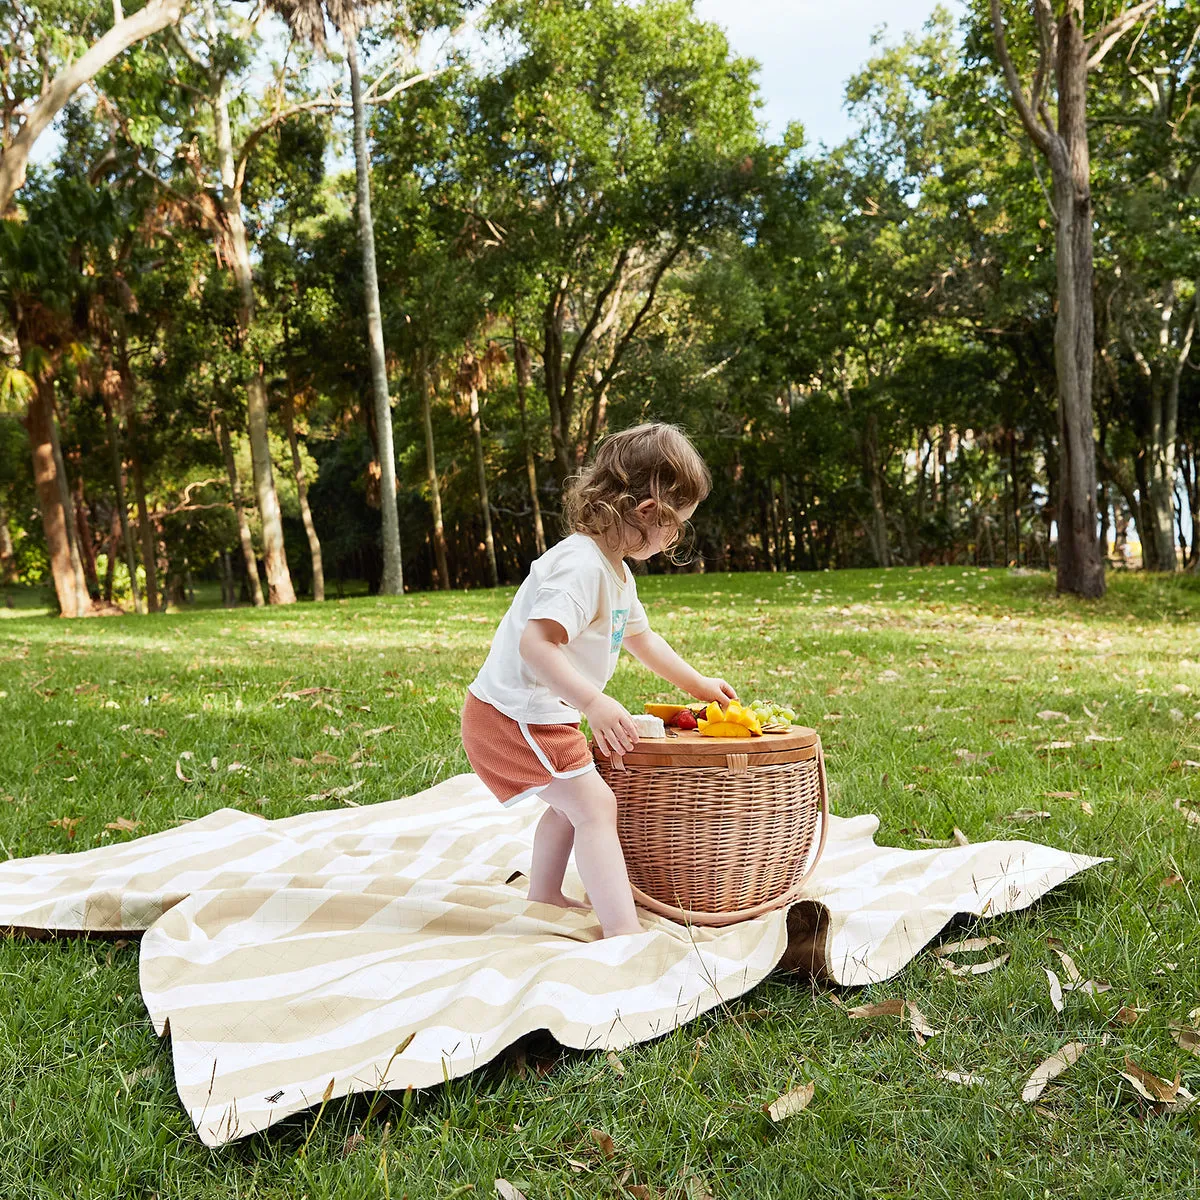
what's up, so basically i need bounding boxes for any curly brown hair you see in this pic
[562,423,711,562]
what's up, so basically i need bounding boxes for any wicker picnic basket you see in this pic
[592,726,829,927]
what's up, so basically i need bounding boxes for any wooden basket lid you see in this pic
[592,725,819,767]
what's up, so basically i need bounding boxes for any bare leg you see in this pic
[527,804,586,907]
[540,770,641,938]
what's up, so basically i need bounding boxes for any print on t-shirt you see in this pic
[610,607,629,653]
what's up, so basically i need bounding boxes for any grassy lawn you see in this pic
[2,565,1199,1199]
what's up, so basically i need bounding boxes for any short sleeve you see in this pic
[526,587,593,642]
[624,586,650,637]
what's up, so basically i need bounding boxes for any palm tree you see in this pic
[269,0,404,594]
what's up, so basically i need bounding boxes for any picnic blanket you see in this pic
[0,772,1106,1146]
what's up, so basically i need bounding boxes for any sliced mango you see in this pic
[645,703,689,720]
[698,700,762,737]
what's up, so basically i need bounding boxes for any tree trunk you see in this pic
[0,505,16,585]
[72,471,100,598]
[863,414,890,568]
[345,28,403,595]
[205,0,294,605]
[102,396,143,613]
[46,400,91,610]
[466,380,500,587]
[1142,288,1191,572]
[420,355,450,590]
[989,0,1115,597]
[23,381,84,616]
[281,392,324,601]
[1048,47,1104,596]
[126,406,159,613]
[1133,449,1158,571]
[1182,441,1199,569]
[216,411,265,608]
[513,328,547,555]
[104,505,118,603]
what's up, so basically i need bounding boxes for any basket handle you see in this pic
[784,738,830,895]
[725,753,749,775]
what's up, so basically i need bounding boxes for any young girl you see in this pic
[461,423,737,938]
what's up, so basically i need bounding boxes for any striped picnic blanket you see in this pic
[0,773,1105,1146]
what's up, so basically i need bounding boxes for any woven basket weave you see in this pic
[593,726,829,927]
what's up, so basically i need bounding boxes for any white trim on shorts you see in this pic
[518,721,598,781]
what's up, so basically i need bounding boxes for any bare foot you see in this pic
[527,889,590,909]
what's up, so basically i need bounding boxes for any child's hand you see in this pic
[691,676,738,711]
[583,694,640,757]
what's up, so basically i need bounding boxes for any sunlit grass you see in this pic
[2,565,1199,1198]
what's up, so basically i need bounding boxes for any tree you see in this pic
[1089,4,1200,571]
[266,0,420,594]
[987,0,1158,597]
[469,0,761,488]
[0,0,190,214]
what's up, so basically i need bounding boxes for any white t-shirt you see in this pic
[468,533,650,724]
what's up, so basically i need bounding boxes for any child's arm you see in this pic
[621,630,737,709]
[519,619,640,756]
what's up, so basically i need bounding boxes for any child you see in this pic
[461,423,737,938]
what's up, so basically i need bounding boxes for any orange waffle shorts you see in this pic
[461,691,596,805]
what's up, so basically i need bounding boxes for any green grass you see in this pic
[2,565,1199,1199]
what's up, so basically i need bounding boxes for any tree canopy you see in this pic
[1,0,1197,613]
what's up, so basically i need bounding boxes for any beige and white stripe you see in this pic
[0,773,1106,1146]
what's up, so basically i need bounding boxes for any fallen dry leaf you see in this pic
[935,936,1004,956]
[1171,1027,1200,1056]
[953,749,993,765]
[842,998,939,1041]
[301,780,365,806]
[1044,791,1077,799]
[1112,1007,1142,1026]
[1174,799,1200,828]
[495,1181,529,1200]
[1046,938,1083,986]
[105,817,141,833]
[363,725,396,737]
[1037,710,1070,722]
[936,1070,986,1086]
[588,1128,616,1159]
[1119,1058,1182,1105]
[845,999,906,1020]
[1159,873,1184,888]
[940,953,1011,977]
[1084,733,1122,743]
[685,1178,716,1200]
[1045,968,1064,1014]
[906,1003,940,1039]
[606,1051,625,1077]
[311,751,339,765]
[952,826,970,846]
[48,816,80,838]
[1039,741,1074,751]
[1080,800,1095,816]
[764,1081,815,1121]
[175,759,195,783]
[1021,1042,1087,1103]
[1004,809,1052,822]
